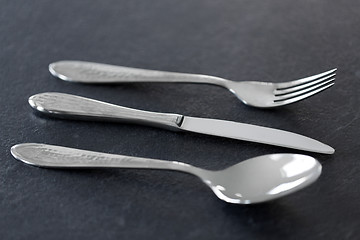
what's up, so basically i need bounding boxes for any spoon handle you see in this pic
[29,92,183,130]
[11,143,193,173]
[49,60,227,86]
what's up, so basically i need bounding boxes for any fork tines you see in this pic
[273,68,336,104]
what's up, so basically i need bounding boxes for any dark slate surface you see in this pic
[1,0,359,239]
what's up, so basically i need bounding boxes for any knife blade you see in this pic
[28,92,334,154]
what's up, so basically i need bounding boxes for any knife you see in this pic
[28,92,334,154]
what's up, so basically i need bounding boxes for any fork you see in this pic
[49,61,336,108]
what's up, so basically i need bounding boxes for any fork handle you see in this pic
[28,92,183,130]
[49,60,228,86]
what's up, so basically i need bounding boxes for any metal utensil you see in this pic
[49,60,336,108]
[28,92,334,154]
[11,143,322,204]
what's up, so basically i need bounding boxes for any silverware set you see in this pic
[11,60,336,204]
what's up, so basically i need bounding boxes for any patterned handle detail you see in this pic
[49,60,226,85]
[29,92,183,130]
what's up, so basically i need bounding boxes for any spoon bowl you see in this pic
[11,143,322,204]
[202,154,321,204]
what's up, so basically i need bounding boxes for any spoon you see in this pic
[11,143,322,204]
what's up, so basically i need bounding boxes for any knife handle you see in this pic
[49,60,227,86]
[29,92,183,130]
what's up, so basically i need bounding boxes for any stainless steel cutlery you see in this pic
[49,60,336,108]
[28,92,334,154]
[11,143,322,204]
[9,61,336,205]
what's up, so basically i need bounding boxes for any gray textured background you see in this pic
[1,0,359,239]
